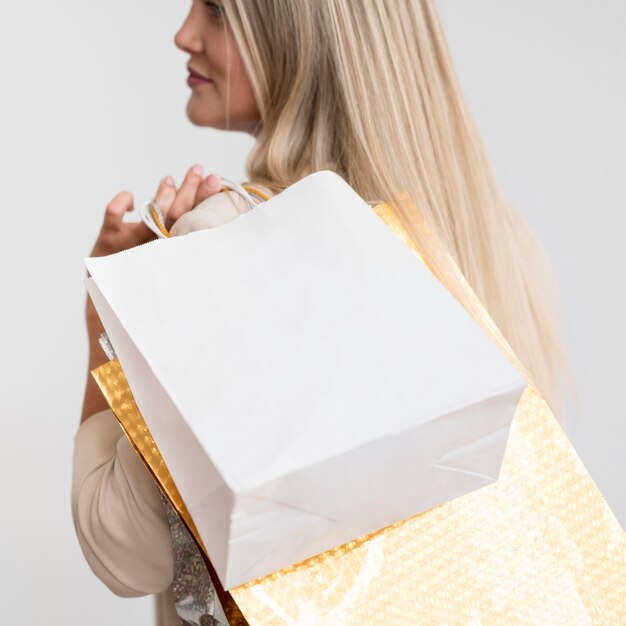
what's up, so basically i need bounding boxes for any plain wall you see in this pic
[0,1,623,623]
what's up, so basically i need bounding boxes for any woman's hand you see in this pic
[88,164,222,259]
[86,164,222,303]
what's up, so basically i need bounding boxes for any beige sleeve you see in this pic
[71,408,174,597]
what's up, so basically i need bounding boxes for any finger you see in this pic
[153,176,178,227]
[165,164,204,230]
[103,191,133,231]
[195,173,223,205]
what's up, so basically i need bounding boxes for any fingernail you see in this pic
[192,163,204,176]
[205,174,221,189]
[164,176,175,186]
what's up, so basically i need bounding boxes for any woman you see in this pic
[73,1,571,624]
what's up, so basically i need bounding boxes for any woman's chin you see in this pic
[185,111,209,127]
[185,99,261,134]
[185,98,223,128]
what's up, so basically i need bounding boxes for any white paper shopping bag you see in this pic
[85,170,525,589]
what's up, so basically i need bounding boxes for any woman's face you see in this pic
[174,1,260,133]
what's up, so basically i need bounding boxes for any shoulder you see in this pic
[169,190,251,237]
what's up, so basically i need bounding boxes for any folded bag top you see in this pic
[85,170,526,589]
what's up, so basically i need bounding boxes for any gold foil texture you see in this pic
[90,200,626,624]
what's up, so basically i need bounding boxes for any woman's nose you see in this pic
[174,11,203,54]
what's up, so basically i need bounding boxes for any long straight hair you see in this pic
[220,0,573,423]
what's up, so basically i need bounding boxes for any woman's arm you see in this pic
[72,167,221,596]
[72,171,257,597]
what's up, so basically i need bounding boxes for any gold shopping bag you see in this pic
[91,199,626,625]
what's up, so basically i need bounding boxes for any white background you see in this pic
[0,1,623,623]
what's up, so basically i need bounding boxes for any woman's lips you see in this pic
[187,67,213,86]
[187,74,212,87]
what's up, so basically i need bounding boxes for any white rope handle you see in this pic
[139,177,259,239]
[219,178,258,212]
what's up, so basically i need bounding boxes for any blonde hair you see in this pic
[220,0,573,423]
